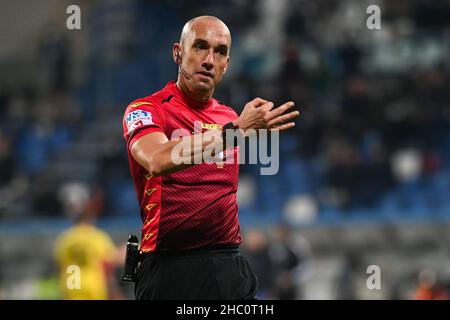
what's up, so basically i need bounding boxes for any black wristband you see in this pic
[222,122,239,150]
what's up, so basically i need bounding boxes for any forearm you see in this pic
[147,130,223,176]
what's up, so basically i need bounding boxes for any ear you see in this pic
[223,56,230,73]
[173,43,181,64]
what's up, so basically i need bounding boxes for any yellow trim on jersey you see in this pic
[144,233,154,240]
[130,101,153,108]
[145,188,157,196]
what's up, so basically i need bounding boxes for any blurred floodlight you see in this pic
[391,149,423,182]
[284,194,318,225]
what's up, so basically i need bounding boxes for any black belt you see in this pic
[139,244,239,260]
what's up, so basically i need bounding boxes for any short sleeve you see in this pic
[96,231,117,262]
[122,99,165,149]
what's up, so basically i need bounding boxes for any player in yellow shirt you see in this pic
[54,186,119,300]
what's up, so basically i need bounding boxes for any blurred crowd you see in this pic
[0,0,450,300]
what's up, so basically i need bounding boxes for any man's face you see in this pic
[177,19,231,94]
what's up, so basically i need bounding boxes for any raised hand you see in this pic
[234,98,299,132]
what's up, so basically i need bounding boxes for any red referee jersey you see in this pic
[122,81,241,252]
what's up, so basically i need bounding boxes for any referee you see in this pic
[122,15,299,300]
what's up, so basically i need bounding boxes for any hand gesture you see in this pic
[235,98,299,132]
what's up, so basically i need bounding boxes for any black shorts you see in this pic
[134,246,258,300]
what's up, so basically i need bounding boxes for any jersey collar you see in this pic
[167,81,214,110]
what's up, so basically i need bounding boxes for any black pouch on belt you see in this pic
[121,234,140,282]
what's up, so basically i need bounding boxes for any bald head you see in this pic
[180,16,231,47]
[174,16,232,102]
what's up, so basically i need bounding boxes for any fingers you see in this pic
[248,97,268,107]
[270,122,296,132]
[267,101,295,120]
[267,110,300,127]
[243,98,299,132]
[261,101,274,111]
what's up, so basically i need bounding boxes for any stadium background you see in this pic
[1,0,450,299]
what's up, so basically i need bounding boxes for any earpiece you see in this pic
[175,47,191,80]
[176,50,181,64]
